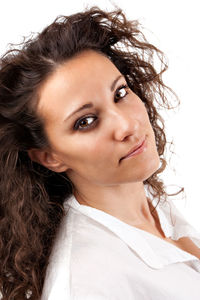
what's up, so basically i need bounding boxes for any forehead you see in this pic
[37,49,121,123]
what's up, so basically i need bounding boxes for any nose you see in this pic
[109,108,139,141]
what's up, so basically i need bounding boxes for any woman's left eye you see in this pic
[73,84,130,131]
[114,84,129,102]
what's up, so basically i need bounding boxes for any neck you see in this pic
[73,181,157,229]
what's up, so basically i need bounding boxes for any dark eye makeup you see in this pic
[73,83,130,131]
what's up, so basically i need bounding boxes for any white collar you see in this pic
[64,193,200,270]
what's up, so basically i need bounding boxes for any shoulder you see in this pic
[42,205,151,300]
[41,207,123,299]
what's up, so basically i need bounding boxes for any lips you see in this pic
[120,137,146,161]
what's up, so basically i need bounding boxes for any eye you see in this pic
[73,115,97,131]
[114,84,129,102]
[73,83,130,131]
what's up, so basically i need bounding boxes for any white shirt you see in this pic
[41,191,200,300]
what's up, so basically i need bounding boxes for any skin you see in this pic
[29,49,162,232]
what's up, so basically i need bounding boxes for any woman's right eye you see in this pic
[73,115,97,131]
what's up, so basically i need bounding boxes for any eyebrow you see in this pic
[65,74,123,121]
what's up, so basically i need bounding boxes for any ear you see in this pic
[28,148,69,173]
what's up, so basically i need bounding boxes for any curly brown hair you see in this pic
[0,5,183,300]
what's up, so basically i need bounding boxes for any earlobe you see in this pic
[27,148,69,173]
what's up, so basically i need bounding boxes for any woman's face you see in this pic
[36,49,160,187]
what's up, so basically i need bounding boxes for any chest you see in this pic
[140,225,200,260]
[165,236,200,259]
[149,202,200,259]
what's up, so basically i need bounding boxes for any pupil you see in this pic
[81,120,87,127]
[116,90,122,98]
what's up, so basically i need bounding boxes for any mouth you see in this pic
[119,136,146,162]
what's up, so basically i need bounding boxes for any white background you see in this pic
[0,0,199,230]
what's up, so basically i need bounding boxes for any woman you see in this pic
[0,5,200,300]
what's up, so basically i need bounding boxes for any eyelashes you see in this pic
[73,83,130,131]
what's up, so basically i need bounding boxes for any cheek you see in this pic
[80,140,108,162]
[139,102,152,128]
[128,94,147,119]
[61,136,107,164]
[131,100,155,142]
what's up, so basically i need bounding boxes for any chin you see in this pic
[136,156,161,182]
[145,157,161,180]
